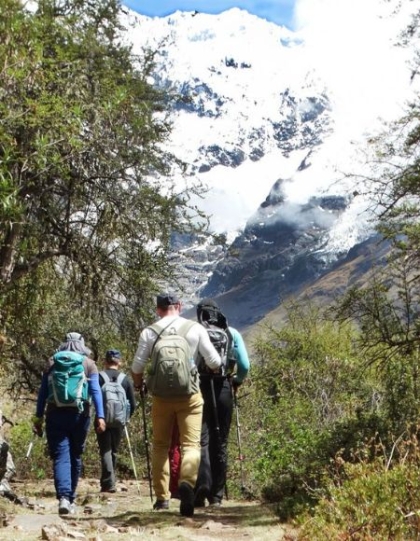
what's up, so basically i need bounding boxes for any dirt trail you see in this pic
[0,478,298,541]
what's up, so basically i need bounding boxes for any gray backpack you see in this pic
[146,319,199,397]
[100,372,129,428]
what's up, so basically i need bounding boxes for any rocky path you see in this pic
[0,479,298,541]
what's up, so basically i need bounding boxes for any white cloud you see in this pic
[293,0,413,137]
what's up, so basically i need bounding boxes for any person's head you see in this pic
[104,349,122,368]
[156,292,182,317]
[197,298,227,328]
[66,331,84,344]
[58,331,92,356]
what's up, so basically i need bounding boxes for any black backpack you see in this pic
[197,306,235,377]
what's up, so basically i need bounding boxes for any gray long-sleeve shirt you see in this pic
[131,315,221,375]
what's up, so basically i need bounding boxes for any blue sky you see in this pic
[123,0,296,29]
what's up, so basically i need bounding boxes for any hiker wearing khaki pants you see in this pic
[151,393,203,503]
[131,292,221,517]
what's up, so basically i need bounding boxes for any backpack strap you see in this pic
[149,318,196,353]
[100,371,126,385]
[100,371,110,385]
[177,320,197,337]
[116,372,126,385]
[149,319,179,352]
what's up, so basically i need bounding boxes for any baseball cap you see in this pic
[156,292,180,308]
[105,349,122,361]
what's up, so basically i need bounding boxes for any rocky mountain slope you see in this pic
[120,5,414,332]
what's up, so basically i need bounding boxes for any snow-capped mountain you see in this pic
[120,4,416,329]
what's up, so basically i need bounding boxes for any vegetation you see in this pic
[227,5,420,537]
[0,0,205,391]
[3,1,420,540]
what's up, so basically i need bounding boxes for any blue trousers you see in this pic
[46,408,91,502]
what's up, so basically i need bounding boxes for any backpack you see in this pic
[47,351,88,412]
[198,321,235,377]
[100,371,129,428]
[146,319,199,397]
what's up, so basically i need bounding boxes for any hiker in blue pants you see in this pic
[32,332,106,515]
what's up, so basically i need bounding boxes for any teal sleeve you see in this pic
[230,327,250,383]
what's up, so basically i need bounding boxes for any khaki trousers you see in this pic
[151,392,203,501]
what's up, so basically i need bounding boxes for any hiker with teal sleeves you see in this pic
[32,332,106,515]
[194,299,250,508]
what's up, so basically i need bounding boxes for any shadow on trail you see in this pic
[67,501,281,531]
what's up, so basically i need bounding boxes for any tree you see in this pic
[0,0,205,388]
[332,4,420,429]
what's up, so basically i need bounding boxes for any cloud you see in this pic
[293,0,413,137]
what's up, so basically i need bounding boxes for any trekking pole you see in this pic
[124,424,141,496]
[210,377,221,444]
[27,420,44,460]
[25,438,34,460]
[140,386,153,503]
[233,386,246,494]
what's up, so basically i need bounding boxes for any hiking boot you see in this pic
[58,497,71,515]
[209,498,222,507]
[153,499,169,510]
[179,482,195,517]
[69,503,77,515]
[100,486,116,493]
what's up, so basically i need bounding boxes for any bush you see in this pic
[299,454,420,539]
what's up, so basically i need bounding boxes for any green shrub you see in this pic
[9,421,50,481]
[299,456,420,540]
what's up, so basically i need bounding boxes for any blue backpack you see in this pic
[48,351,88,412]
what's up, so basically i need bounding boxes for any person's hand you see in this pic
[232,377,242,394]
[95,418,106,434]
[140,382,148,398]
[132,372,143,390]
[32,416,44,437]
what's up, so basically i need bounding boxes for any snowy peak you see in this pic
[123,6,333,219]
[118,5,416,326]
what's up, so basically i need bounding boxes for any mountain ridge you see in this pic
[120,5,413,333]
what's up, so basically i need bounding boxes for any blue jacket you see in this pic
[229,327,250,384]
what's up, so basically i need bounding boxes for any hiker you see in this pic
[0,448,17,500]
[168,421,181,499]
[131,292,221,517]
[194,298,250,507]
[97,349,136,493]
[0,410,19,503]
[32,332,106,515]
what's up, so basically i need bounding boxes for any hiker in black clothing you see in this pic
[194,299,250,507]
[97,349,136,493]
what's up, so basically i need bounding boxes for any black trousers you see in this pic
[196,377,232,503]
[96,427,123,490]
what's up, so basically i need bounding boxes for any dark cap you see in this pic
[156,292,180,308]
[197,298,227,328]
[105,349,122,362]
[197,298,219,310]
